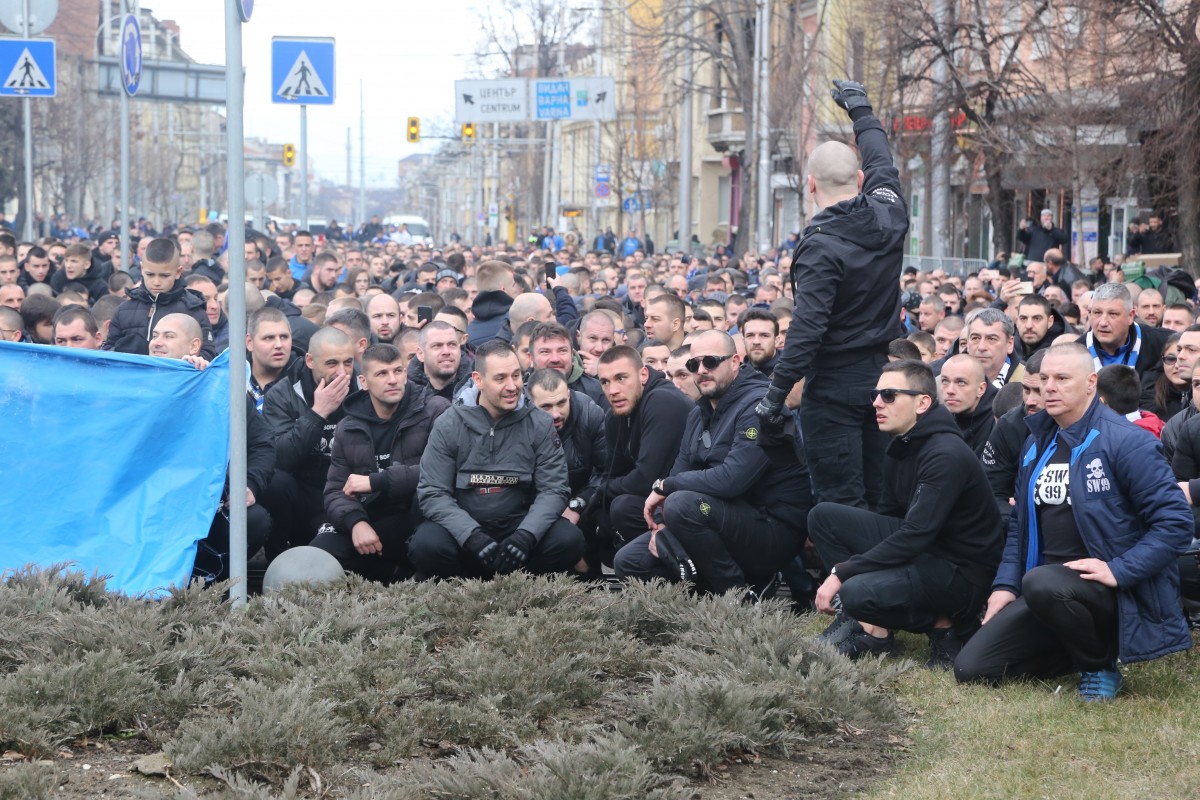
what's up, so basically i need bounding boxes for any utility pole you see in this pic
[358,81,366,228]
[345,126,351,221]
[930,0,951,258]
[754,0,772,255]
[677,0,694,253]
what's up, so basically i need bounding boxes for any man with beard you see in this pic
[1016,294,1067,359]
[367,293,401,343]
[410,321,472,401]
[740,308,781,377]
[262,327,357,559]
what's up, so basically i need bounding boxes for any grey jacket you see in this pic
[417,387,570,544]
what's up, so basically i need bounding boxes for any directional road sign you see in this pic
[272,37,335,105]
[120,13,141,96]
[0,38,55,97]
[534,77,616,121]
[455,78,528,123]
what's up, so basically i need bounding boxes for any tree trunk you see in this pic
[1175,51,1200,276]
[985,159,1014,257]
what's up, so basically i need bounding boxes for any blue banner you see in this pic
[0,343,231,596]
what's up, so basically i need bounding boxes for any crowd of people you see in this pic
[1,81,1195,704]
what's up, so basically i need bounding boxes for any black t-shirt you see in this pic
[1033,435,1088,564]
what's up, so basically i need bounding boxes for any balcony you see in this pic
[706,107,746,153]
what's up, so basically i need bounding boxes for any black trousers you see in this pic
[310,512,413,584]
[613,491,801,593]
[408,517,585,580]
[954,564,1119,683]
[194,503,271,583]
[808,502,987,632]
[800,354,889,509]
[259,470,327,560]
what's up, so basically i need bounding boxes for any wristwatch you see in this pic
[568,497,587,512]
[652,478,667,495]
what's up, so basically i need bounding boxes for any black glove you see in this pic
[493,529,536,574]
[464,529,499,568]
[830,79,872,116]
[755,383,790,430]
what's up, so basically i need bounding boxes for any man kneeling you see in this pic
[808,360,1003,667]
[412,339,583,578]
[954,344,1192,701]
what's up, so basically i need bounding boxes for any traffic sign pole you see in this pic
[119,12,142,281]
[225,0,249,607]
[22,0,32,241]
[300,105,308,229]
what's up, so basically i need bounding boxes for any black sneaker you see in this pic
[836,629,898,660]
[817,611,860,645]
[924,627,966,670]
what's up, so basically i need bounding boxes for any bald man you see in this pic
[758,79,908,511]
[939,354,997,456]
[149,313,208,369]
[507,292,554,336]
[955,344,1192,701]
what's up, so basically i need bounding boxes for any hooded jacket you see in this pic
[407,351,473,402]
[598,368,694,502]
[323,386,450,533]
[1019,307,1069,359]
[49,264,109,304]
[772,109,907,388]
[660,365,808,523]
[417,388,569,543]
[559,391,608,499]
[998,397,1192,664]
[954,381,998,457]
[467,290,515,348]
[262,357,353,491]
[982,404,1031,526]
[190,258,224,286]
[566,351,607,407]
[102,282,215,358]
[834,403,1003,588]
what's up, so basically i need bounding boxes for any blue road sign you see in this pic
[272,37,335,105]
[0,38,56,97]
[239,0,254,23]
[535,80,571,119]
[120,14,141,96]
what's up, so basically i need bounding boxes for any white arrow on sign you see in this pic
[276,50,329,100]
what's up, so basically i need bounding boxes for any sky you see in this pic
[146,0,485,188]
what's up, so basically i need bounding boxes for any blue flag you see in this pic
[0,343,231,596]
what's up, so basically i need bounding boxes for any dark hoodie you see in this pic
[661,365,808,521]
[833,403,1003,589]
[954,381,998,457]
[262,356,354,491]
[323,386,450,533]
[407,351,472,402]
[49,263,109,304]
[772,108,907,389]
[598,368,694,503]
[102,281,214,358]
[467,290,515,348]
[1019,306,1069,359]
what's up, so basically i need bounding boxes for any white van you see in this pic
[382,215,434,246]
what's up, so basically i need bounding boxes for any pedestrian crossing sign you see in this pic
[0,38,56,98]
[271,37,334,105]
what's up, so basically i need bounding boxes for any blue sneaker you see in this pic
[1078,665,1123,702]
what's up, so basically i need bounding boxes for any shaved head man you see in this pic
[149,313,206,368]
[940,353,994,455]
[807,140,864,206]
[367,293,401,343]
[508,292,554,330]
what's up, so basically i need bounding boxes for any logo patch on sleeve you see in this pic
[744,427,759,440]
[870,187,900,204]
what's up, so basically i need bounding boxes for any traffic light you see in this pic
[282,143,296,168]
[406,117,420,143]
[461,122,476,144]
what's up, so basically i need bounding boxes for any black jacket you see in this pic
[954,382,997,457]
[598,368,694,502]
[661,366,808,523]
[102,282,215,358]
[835,403,1003,588]
[324,387,450,532]
[262,358,352,492]
[773,110,907,388]
[560,391,608,500]
[50,265,109,304]
[190,259,224,286]
[224,394,276,502]
[417,388,569,543]
[1019,307,1069,360]
[407,352,472,402]
[1017,223,1069,262]
[1077,323,1171,407]
[982,404,1031,527]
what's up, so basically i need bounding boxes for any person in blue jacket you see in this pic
[955,343,1193,701]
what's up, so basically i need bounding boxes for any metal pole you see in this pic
[224,0,248,606]
[930,0,950,258]
[678,0,693,254]
[21,0,33,241]
[120,88,129,264]
[755,0,771,255]
[299,105,308,229]
[359,81,366,228]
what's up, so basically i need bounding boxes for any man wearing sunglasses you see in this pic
[757,79,907,511]
[614,331,809,597]
[808,359,1003,667]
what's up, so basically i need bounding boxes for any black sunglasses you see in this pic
[685,353,734,373]
[1162,355,1179,365]
[871,388,927,404]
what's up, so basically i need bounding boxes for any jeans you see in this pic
[954,564,1119,683]
[808,502,988,632]
[800,354,889,509]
